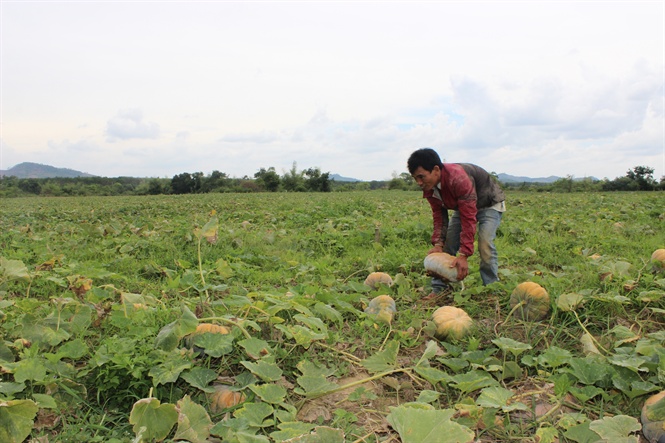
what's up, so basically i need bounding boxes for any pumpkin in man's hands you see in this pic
[424,253,460,282]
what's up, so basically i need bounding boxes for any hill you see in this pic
[0,162,96,179]
[497,173,598,184]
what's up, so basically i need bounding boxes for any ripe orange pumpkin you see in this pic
[509,282,550,321]
[192,323,230,336]
[432,306,473,340]
[364,272,393,289]
[208,385,246,414]
[423,253,460,282]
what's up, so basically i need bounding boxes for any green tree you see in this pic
[626,165,656,190]
[171,173,196,194]
[304,167,331,192]
[254,167,280,192]
[281,162,306,192]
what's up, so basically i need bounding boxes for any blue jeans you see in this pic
[432,207,502,289]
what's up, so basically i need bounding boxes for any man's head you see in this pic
[408,148,442,192]
[407,148,442,174]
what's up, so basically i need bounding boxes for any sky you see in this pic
[1,1,664,182]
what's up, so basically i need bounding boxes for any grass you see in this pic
[0,190,664,442]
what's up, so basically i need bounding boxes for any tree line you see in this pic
[0,164,662,198]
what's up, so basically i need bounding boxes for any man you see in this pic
[407,148,506,298]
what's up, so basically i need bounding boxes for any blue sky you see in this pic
[1,1,663,181]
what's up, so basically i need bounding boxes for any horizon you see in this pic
[0,160,632,182]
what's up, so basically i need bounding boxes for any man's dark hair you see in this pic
[407,148,443,174]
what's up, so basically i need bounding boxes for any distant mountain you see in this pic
[497,173,598,184]
[330,173,360,182]
[0,162,96,179]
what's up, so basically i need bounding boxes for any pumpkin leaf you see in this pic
[588,415,640,441]
[174,395,212,443]
[241,359,283,382]
[192,332,235,358]
[148,354,193,386]
[129,397,178,442]
[283,426,345,442]
[565,357,609,385]
[249,383,288,404]
[295,360,338,396]
[182,367,218,392]
[491,337,532,358]
[476,386,527,412]
[449,370,499,395]
[234,402,275,428]
[414,366,452,385]
[238,338,273,360]
[0,399,39,443]
[557,292,584,311]
[361,340,400,373]
[0,258,30,283]
[386,404,475,443]
[154,305,199,351]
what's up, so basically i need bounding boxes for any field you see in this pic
[1,190,664,443]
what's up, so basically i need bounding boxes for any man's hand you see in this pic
[427,244,444,255]
[453,255,469,281]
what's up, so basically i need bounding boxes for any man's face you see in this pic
[411,166,441,192]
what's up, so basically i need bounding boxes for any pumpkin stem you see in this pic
[494,300,526,333]
[572,310,609,354]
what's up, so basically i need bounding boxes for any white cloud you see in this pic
[106,109,160,142]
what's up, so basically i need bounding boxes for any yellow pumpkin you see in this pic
[208,385,246,414]
[509,282,550,321]
[191,323,230,336]
[651,249,665,273]
[364,295,397,324]
[364,272,394,289]
[641,390,665,443]
[423,253,460,282]
[432,306,473,340]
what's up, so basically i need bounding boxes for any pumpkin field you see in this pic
[1,190,664,443]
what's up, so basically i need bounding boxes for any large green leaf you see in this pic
[386,404,475,443]
[241,359,283,382]
[234,402,275,428]
[0,258,30,283]
[588,415,640,442]
[449,370,498,394]
[154,305,199,351]
[295,360,338,396]
[182,367,218,392]
[173,395,212,443]
[361,340,399,373]
[249,383,288,404]
[0,399,39,443]
[148,354,193,386]
[129,397,178,442]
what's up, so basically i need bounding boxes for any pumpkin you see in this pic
[651,249,665,273]
[186,323,231,352]
[191,323,230,336]
[364,272,393,289]
[641,390,665,443]
[364,295,397,324]
[509,282,550,321]
[432,306,473,340]
[208,385,246,414]
[423,253,460,282]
